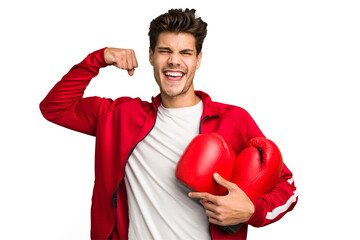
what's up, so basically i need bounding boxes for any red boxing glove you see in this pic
[175,133,236,196]
[222,137,283,234]
[231,137,283,199]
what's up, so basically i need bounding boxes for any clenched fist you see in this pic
[104,48,138,76]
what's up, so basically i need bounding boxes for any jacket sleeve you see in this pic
[39,48,112,136]
[245,163,298,227]
[244,111,299,227]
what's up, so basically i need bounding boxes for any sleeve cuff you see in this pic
[98,47,108,67]
[244,198,266,227]
[86,47,109,69]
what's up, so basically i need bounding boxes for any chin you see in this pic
[161,89,184,98]
[157,77,194,98]
[159,83,185,97]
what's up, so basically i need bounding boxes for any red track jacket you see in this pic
[40,48,298,240]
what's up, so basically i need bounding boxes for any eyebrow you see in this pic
[157,47,171,51]
[181,49,195,53]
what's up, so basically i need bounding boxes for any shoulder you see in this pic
[212,101,254,122]
[200,90,256,127]
[199,91,252,119]
[211,101,264,139]
[113,96,153,111]
[96,96,153,117]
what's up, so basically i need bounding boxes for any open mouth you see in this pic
[163,70,185,81]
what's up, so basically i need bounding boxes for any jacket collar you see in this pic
[151,90,218,117]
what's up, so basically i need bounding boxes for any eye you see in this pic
[158,49,172,54]
[182,52,192,55]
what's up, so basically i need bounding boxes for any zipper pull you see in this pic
[112,191,117,209]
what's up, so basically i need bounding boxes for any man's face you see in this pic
[149,32,202,99]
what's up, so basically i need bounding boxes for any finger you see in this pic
[115,55,125,69]
[200,199,213,205]
[209,216,225,226]
[213,173,236,191]
[205,208,220,219]
[201,201,219,214]
[127,52,138,75]
[125,54,133,70]
[116,60,134,75]
[204,210,224,225]
[201,204,222,223]
[113,51,131,70]
[124,49,136,70]
[131,51,139,68]
[188,192,219,203]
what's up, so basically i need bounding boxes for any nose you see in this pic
[168,53,181,66]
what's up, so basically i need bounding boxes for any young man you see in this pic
[40,9,298,240]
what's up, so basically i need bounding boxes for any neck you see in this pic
[161,89,200,108]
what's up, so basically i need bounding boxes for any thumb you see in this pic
[127,69,135,76]
[213,173,235,191]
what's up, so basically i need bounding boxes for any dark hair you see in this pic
[148,8,208,55]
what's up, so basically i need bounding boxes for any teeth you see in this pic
[165,72,183,77]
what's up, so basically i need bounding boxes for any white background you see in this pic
[1,0,359,239]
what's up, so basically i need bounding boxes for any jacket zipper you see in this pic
[199,114,219,240]
[199,115,219,134]
[107,98,159,240]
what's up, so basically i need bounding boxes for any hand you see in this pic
[104,47,138,76]
[189,173,255,226]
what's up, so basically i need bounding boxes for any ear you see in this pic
[149,48,154,66]
[196,51,202,69]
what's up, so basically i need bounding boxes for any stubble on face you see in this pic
[149,32,202,107]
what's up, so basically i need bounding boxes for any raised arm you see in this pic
[39,48,138,136]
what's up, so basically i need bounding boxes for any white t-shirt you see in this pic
[124,100,211,240]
